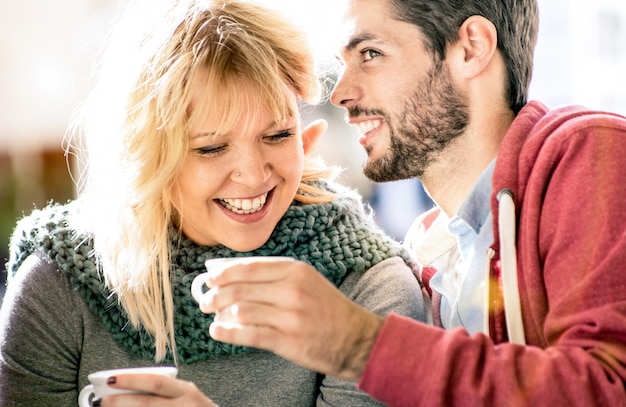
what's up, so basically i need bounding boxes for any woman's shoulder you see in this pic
[340,256,426,322]
[356,256,420,290]
[3,250,73,314]
[9,250,61,283]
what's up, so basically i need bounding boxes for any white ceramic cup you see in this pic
[78,366,178,407]
[192,256,294,303]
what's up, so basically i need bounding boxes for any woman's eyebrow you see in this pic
[190,117,295,140]
[190,131,217,140]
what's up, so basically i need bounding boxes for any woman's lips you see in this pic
[218,192,268,215]
[216,189,274,223]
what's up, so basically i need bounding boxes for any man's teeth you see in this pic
[220,193,268,214]
[356,120,382,134]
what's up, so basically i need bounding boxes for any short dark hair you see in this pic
[389,0,539,114]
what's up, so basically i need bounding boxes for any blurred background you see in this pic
[2,0,626,302]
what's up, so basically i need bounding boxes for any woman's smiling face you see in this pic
[171,75,304,251]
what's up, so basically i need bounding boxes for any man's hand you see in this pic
[198,258,384,381]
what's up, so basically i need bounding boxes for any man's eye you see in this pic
[334,54,345,67]
[361,49,381,62]
[265,130,295,143]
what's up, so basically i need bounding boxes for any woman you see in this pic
[0,0,425,405]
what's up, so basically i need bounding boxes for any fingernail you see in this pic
[92,399,102,407]
[107,376,117,385]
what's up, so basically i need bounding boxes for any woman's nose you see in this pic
[230,148,271,185]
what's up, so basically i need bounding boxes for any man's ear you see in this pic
[302,119,328,155]
[450,15,498,78]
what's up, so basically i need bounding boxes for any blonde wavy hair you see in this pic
[65,0,337,362]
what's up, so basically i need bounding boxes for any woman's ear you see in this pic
[449,15,498,79]
[301,119,328,155]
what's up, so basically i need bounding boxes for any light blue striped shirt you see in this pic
[429,160,495,334]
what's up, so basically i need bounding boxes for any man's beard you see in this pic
[355,62,470,183]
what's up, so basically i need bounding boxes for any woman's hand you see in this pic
[96,373,219,406]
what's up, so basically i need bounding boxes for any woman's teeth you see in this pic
[220,193,268,214]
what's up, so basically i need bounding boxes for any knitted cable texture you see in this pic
[7,183,417,364]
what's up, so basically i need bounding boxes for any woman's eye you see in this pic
[265,130,295,143]
[193,145,226,157]
[361,48,382,62]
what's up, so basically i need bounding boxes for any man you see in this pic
[202,0,626,405]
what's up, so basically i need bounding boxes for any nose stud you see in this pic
[236,172,240,177]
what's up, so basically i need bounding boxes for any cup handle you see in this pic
[78,384,95,407]
[191,273,210,303]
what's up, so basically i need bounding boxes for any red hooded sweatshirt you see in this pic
[359,101,626,406]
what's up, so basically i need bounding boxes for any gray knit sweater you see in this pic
[1,186,425,406]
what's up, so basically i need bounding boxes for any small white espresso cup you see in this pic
[78,366,178,407]
[191,256,294,303]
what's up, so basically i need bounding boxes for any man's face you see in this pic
[331,0,469,182]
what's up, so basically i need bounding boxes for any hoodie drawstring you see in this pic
[497,189,526,344]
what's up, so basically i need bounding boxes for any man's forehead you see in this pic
[336,1,379,45]
[335,1,412,53]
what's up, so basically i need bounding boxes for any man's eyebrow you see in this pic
[344,33,376,51]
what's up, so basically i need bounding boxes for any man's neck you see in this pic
[421,109,513,217]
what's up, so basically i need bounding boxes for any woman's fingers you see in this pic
[105,373,183,398]
[102,375,218,406]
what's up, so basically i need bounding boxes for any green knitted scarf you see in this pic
[7,183,416,364]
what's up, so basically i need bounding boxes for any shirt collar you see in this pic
[453,159,496,234]
[447,160,495,260]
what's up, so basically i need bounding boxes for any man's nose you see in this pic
[330,68,361,108]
